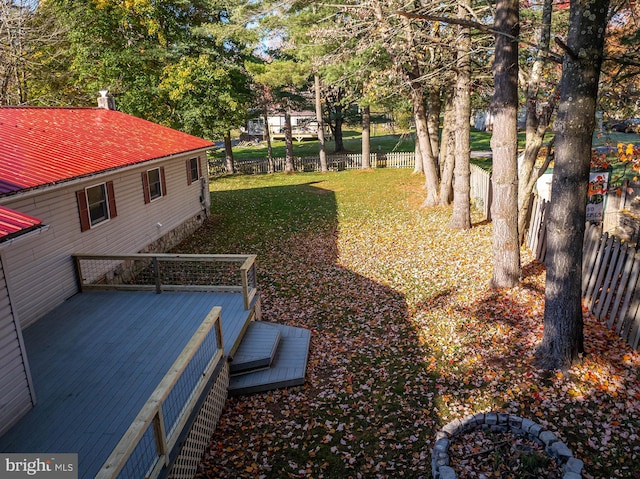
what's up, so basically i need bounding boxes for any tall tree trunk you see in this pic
[362,105,371,169]
[263,109,274,174]
[427,89,441,164]
[284,111,295,173]
[314,75,328,172]
[518,0,555,242]
[490,0,521,287]
[439,94,456,205]
[413,86,440,206]
[449,3,471,229]
[333,114,345,153]
[413,137,424,174]
[536,0,610,370]
[224,130,235,174]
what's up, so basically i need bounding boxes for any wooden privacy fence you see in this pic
[210,151,415,176]
[527,196,640,350]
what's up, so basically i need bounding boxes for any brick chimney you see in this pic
[97,90,116,110]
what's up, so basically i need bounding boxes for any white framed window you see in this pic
[148,168,162,200]
[142,167,166,204]
[87,184,109,225]
[187,157,201,185]
[76,181,117,231]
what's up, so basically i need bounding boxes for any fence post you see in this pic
[153,257,161,294]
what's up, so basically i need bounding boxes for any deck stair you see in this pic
[228,321,311,396]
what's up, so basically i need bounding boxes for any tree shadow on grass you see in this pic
[459,271,640,478]
[176,181,443,479]
[182,177,640,478]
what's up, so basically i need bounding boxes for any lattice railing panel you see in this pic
[167,362,230,479]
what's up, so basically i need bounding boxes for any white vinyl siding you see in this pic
[0,255,34,436]
[1,154,208,329]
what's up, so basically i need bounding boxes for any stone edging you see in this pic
[431,412,583,479]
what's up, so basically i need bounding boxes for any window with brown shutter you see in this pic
[142,171,151,204]
[188,157,199,184]
[160,167,167,197]
[143,167,166,203]
[76,190,90,232]
[106,181,117,218]
[77,181,117,231]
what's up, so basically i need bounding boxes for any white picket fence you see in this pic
[470,164,492,220]
[209,152,415,176]
[212,153,494,221]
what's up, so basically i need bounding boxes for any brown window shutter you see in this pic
[160,167,167,196]
[142,172,151,204]
[186,159,193,185]
[106,181,117,218]
[198,157,203,179]
[76,189,90,232]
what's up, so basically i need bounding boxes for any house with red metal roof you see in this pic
[0,99,309,479]
[0,102,213,326]
[0,99,218,475]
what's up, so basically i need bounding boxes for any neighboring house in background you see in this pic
[245,110,330,141]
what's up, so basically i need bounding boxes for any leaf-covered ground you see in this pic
[176,169,640,478]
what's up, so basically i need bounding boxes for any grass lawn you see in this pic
[177,169,640,479]
[218,128,640,162]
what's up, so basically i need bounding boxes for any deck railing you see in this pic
[73,253,258,310]
[95,306,224,479]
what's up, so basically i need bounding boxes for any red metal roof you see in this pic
[0,205,42,241]
[0,107,214,196]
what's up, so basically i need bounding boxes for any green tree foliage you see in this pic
[1,0,67,105]
[159,55,252,139]
[17,0,256,140]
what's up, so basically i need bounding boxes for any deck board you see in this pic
[230,321,281,374]
[0,290,251,479]
[228,324,311,396]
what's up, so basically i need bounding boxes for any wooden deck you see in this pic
[0,290,253,479]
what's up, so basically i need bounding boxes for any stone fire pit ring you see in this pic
[431,412,584,479]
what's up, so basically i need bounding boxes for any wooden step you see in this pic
[228,324,311,396]
[229,321,281,375]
